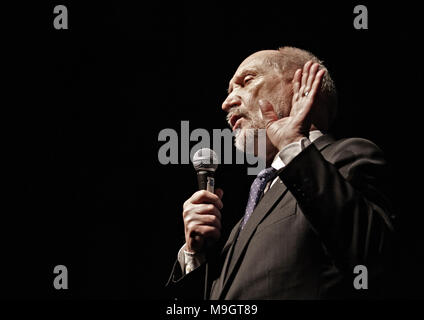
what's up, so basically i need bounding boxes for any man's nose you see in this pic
[222,95,241,112]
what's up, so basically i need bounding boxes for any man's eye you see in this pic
[244,75,254,84]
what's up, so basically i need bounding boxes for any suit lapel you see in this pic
[219,177,288,298]
[221,217,243,254]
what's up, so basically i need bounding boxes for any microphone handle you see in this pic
[196,170,216,299]
[197,170,215,193]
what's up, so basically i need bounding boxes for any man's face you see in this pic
[222,50,292,153]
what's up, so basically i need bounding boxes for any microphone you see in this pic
[192,148,219,300]
[192,148,218,193]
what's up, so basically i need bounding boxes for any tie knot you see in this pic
[257,167,277,182]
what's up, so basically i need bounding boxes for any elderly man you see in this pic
[166,47,394,299]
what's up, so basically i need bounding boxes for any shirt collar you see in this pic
[271,130,324,170]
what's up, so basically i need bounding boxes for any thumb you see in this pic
[259,99,278,127]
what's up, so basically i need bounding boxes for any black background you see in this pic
[3,1,424,300]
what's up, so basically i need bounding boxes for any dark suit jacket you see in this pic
[166,135,395,299]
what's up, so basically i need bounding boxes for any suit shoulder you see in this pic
[323,137,386,166]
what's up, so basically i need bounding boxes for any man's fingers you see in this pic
[292,69,302,100]
[259,99,278,128]
[300,61,313,92]
[292,69,302,93]
[309,69,326,101]
[199,213,222,230]
[305,63,319,93]
[188,208,222,229]
[185,203,222,223]
[184,188,224,252]
[290,65,325,121]
[190,190,223,209]
[197,203,222,219]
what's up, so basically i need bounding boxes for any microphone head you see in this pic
[192,148,218,172]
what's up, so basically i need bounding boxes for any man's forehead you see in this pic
[228,50,278,91]
[232,50,278,78]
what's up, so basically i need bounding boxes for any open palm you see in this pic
[259,61,326,151]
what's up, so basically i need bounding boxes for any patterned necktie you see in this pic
[240,167,277,230]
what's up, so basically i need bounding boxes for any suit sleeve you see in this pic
[278,138,395,272]
[165,259,207,300]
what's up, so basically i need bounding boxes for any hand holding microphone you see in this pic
[182,149,223,253]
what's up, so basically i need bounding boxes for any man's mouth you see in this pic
[229,114,245,131]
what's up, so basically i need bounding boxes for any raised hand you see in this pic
[259,61,326,151]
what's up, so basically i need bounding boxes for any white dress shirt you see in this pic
[178,130,324,274]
